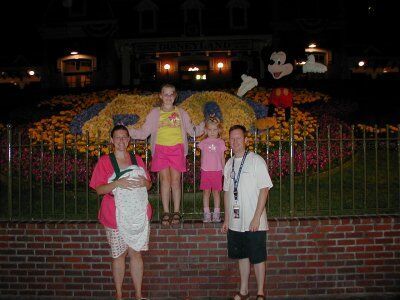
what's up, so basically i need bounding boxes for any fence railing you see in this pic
[1,123,399,222]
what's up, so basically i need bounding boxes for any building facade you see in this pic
[7,0,397,90]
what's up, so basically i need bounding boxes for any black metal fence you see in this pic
[1,123,399,221]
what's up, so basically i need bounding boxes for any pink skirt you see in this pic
[200,170,223,191]
[151,144,186,172]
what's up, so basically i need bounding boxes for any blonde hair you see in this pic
[204,115,223,137]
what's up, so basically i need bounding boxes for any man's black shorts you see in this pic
[227,229,267,264]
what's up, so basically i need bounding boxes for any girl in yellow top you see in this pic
[129,84,204,226]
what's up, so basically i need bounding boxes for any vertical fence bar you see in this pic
[85,132,90,219]
[278,124,283,217]
[96,131,101,213]
[192,133,197,215]
[351,125,355,213]
[145,139,149,168]
[289,119,295,216]
[374,125,378,213]
[316,126,320,215]
[74,134,78,215]
[40,139,44,218]
[51,133,55,215]
[327,125,331,215]
[7,125,12,219]
[157,173,161,221]
[18,130,21,218]
[62,133,66,219]
[386,125,390,209]
[339,124,343,211]
[303,126,307,216]
[363,127,367,210]
[398,125,400,211]
[254,128,258,154]
[266,128,270,212]
[29,135,33,216]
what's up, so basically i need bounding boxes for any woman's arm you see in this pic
[95,177,136,195]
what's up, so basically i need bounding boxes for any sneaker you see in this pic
[212,211,221,223]
[203,212,211,223]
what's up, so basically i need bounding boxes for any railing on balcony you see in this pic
[1,122,399,222]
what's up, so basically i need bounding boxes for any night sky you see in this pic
[0,0,399,124]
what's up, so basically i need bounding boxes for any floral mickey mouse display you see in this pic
[267,51,294,121]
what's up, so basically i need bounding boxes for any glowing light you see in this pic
[358,61,365,67]
[164,64,171,70]
[70,51,78,55]
[195,74,201,80]
[308,43,317,48]
[188,67,199,72]
[217,62,224,69]
[28,70,35,76]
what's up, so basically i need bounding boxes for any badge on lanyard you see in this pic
[231,150,249,219]
[233,204,240,219]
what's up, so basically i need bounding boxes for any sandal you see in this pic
[233,291,249,300]
[256,295,266,300]
[161,212,171,227]
[170,212,182,225]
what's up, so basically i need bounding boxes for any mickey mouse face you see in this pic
[267,51,293,80]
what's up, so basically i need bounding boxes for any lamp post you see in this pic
[217,62,224,74]
[164,63,171,78]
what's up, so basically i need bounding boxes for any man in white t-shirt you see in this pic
[221,125,273,300]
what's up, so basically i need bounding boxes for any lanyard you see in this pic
[230,149,249,202]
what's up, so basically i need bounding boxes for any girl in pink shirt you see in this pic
[198,116,226,222]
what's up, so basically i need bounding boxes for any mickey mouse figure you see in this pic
[267,51,294,121]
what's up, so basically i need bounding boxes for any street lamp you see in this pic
[308,43,317,48]
[164,63,171,77]
[217,62,224,74]
[358,60,365,67]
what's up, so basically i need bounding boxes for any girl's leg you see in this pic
[169,167,181,213]
[202,189,211,222]
[211,190,221,222]
[212,190,221,209]
[128,248,144,300]
[159,168,171,213]
[112,250,128,300]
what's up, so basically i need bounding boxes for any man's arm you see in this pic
[249,187,269,232]
[221,191,230,233]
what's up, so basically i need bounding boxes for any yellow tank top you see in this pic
[156,107,183,146]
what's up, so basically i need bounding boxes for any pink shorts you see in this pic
[151,144,186,172]
[200,170,223,191]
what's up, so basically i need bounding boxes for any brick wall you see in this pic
[0,216,399,299]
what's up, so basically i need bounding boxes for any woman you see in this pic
[129,83,204,226]
[90,124,152,300]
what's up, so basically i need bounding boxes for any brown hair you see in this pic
[228,124,247,135]
[110,124,129,138]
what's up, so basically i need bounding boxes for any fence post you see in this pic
[7,124,12,220]
[289,119,295,216]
